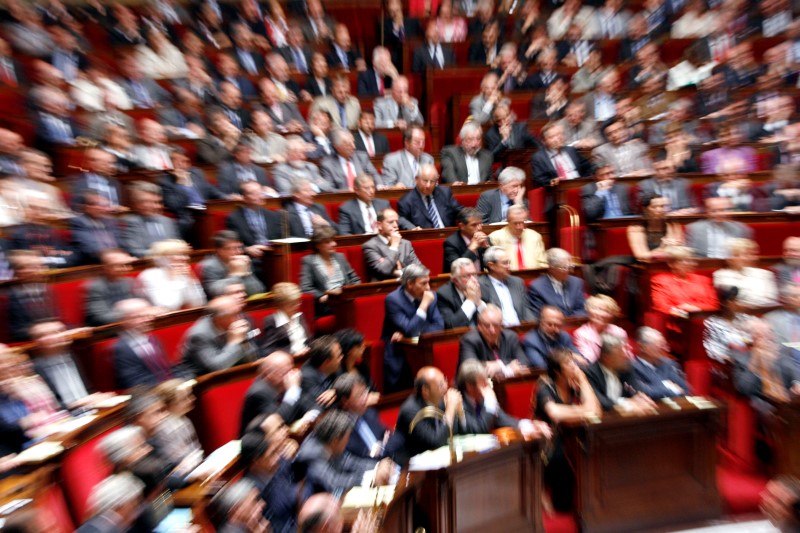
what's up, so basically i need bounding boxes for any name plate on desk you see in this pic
[271,238,311,244]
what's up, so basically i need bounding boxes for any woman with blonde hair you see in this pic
[137,239,206,311]
[261,282,311,356]
[572,295,631,363]
[713,238,779,308]
[151,379,203,468]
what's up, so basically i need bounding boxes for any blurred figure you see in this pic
[358,46,398,97]
[272,135,328,194]
[381,125,434,189]
[201,230,265,298]
[261,282,311,356]
[7,251,58,342]
[631,327,689,399]
[353,110,389,157]
[773,237,800,287]
[713,239,779,307]
[120,181,179,258]
[137,239,206,311]
[488,205,547,271]
[458,305,529,378]
[113,299,174,389]
[761,476,800,532]
[84,249,138,327]
[703,286,755,364]
[573,295,631,364]
[248,109,288,164]
[686,197,753,259]
[651,246,720,315]
[300,226,360,317]
[284,179,338,238]
[11,190,74,268]
[77,473,146,533]
[523,306,582,368]
[626,193,685,262]
[526,248,586,319]
[216,141,276,196]
[440,121,493,184]
[132,119,174,170]
[373,75,424,130]
[586,334,655,413]
[209,479,270,533]
[224,181,284,264]
[310,75,361,130]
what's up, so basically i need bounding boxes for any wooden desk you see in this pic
[771,401,800,479]
[560,398,723,533]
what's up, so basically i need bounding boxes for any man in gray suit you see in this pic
[469,72,503,125]
[272,135,332,194]
[362,208,422,281]
[478,246,534,326]
[381,125,434,188]
[180,295,259,377]
[373,75,424,129]
[216,141,274,196]
[338,175,413,235]
[765,283,800,346]
[200,230,265,297]
[773,237,800,288]
[637,156,696,213]
[440,121,493,184]
[591,117,653,178]
[686,197,753,258]
[475,166,527,223]
[309,75,361,130]
[83,249,138,327]
[319,129,381,190]
[119,181,179,258]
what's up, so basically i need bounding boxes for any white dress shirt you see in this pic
[489,276,520,326]
[465,154,480,184]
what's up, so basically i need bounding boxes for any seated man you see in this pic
[592,116,653,177]
[373,75,424,129]
[686,197,753,259]
[225,181,285,261]
[526,247,586,319]
[353,110,389,156]
[357,46,398,97]
[392,366,463,462]
[488,205,547,271]
[333,372,394,459]
[531,121,592,189]
[704,157,760,212]
[381,265,444,391]
[522,305,581,368]
[483,103,538,159]
[765,283,800,347]
[362,208,422,281]
[319,128,382,190]
[70,192,122,265]
[84,248,137,327]
[458,305,528,378]
[476,166,527,224]
[381,125,434,188]
[442,207,488,274]
[8,251,59,342]
[458,359,552,438]
[208,479,270,533]
[200,230,265,297]
[651,246,719,315]
[180,295,259,377]
[338,175,412,235]
[437,258,486,329]
[113,298,174,390]
[773,236,800,288]
[120,180,179,258]
[294,410,396,495]
[580,162,633,223]
[631,327,689,399]
[397,164,463,229]
[240,351,313,434]
[479,246,535,326]
[585,334,656,413]
[309,74,360,130]
[440,121,493,184]
[300,336,344,409]
[216,141,275,196]
[638,155,696,213]
[271,135,332,194]
[285,179,338,238]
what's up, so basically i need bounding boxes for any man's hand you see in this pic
[228,255,252,276]
[245,244,268,258]
[316,389,337,407]
[388,230,402,248]
[310,213,330,227]
[284,367,302,390]
[373,458,396,486]
[468,231,488,252]
[596,179,614,192]
[227,319,250,345]
[419,290,435,310]
[464,278,482,303]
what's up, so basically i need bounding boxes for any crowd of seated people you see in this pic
[1,0,800,529]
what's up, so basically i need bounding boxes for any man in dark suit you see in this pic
[319,129,382,190]
[475,167,527,224]
[216,82,251,131]
[117,55,172,108]
[284,179,338,238]
[774,237,800,287]
[580,163,633,222]
[467,19,502,66]
[7,251,59,342]
[214,54,257,99]
[391,366,464,462]
[217,142,273,195]
[357,47,396,97]
[362,208,422,281]
[458,305,529,377]
[84,249,138,327]
[412,22,456,73]
[326,23,363,71]
[226,181,285,262]
[258,78,308,134]
[278,24,313,75]
[113,298,174,390]
[334,372,395,459]
[483,103,539,160]
[685,197,753,259]
[437,258,486,329]
[70,148,123,211]
[70,192,122,265]
[77,473,146,533]
[637,156,696,213]
[119,181,179,258]
[381,265,445,391]
[521,306,582,368]
[397,164,464,229]
[479,246,534,327]
[353,110,390,157]
[527,248,586,319]
[10,194,74,268]
[230,22,266,76]
[241,352,312,434]
[440,121,494,184]
[32,86,81,154]
[442,207,488,274]
[201,230,265,297]
[585,334,655,412]
[526,48,564,90]
[631,327,689,400]
[339,175,412,235]
[531,122,592,189]
[299,336,343,410]
[381,0,422,68]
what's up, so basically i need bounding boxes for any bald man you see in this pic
[240,351,310,434]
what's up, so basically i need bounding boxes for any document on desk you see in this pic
[187,440,240,482]
[408,435,499,471]
[342,485,396,509]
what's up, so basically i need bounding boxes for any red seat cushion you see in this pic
[85,339,117,392]
[153,322,196,366]
[192,375,257,452]
[52,280,86,328]
[39,483,75,533]
[453,193,481,208]
[500,379,537,420]
[61,428,118,524]
[431,340,460,383]
[414,239,446,276]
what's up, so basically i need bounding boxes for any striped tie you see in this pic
[426,196,443,228]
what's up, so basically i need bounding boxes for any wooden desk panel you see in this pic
[561,399,722,533]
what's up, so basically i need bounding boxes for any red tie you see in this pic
[516,241,525,270]
[346,161,356,190]
[378,76,384,96]
[366,136,375,157]
[554,155,567,180]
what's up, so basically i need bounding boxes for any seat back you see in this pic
[192,374,257,452]
[431,339,461,383]
[60,427,118,524]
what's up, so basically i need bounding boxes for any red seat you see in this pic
[191,374,257,452]
[61,427,118,524]
[39,483,76,533]
[500,379,537,420]
[85,338,117,392]
[454,193,481,208]
[341,245,367,281]
[528,188,545,222]
[52,280,87,328]
[345,293,388,342]
[431,339,460,383]
[413,239,446,276]
[152,322,197,366]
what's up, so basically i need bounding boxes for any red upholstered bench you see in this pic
[413,239,446,276]
[60,427,119,524]
[432,338,461,383]
[340,293,388,342]
[500,378,538,420]
[749,223,797,255]
[191,370,258,452]
[453,193,480,208]
[39,483,76,533]
[52,279,87,328]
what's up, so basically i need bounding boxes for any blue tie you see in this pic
[293,48,307,73]
[337,103,348,128]
[605,191,623,218]
[427,196,443,228]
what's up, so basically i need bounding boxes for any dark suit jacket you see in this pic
[338,198,408,235]
[300,363,338,409]
[70,173,122,209]
[285,202,338,238]
[260,313,311,355]
[346,408,390,459]
[215,75,257,99]
[381,287,444,390]
[226,206,286,246]
[458,329,528,370]
[278,45,314,73]
[397,186,464,229]
[461,395,518,434]
[216,161,271,195]
[484,122,539,159]
[526,71,565,90]
[411,43,456,73]
[303,76,332,97]
[357,69,393,97]
[467,41,502,65]
[580,182,633,223]
[113,335,173,390]
[773,262,800,287]
[240,379,311,435]
[437,281,478,329]
[531,146,591,189]
[474,188,528,224]
[442,230,485,274]
[354,130,390,155]
[300,252,360,315]
[293,435,376,496]
[521,329,580,369]
[526,275,586,319]
[392,394,460,463]
[478,275,534,323]
[10,223,74,266]
[83,277,137,327]
[440,145,493,184]
[69,215,121,265]
[160,168,226,228]
[326,47,362,70]
[585,361,639,411]
[631,357,689,399]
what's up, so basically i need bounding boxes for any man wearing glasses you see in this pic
[526,247,587,319]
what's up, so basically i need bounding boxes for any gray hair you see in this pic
[507,204,528,219]
[114,298,151,321]
[599,334,625,359]
[86,473,145,518]
[456,358,487,391]
[459,120,482,140]
[450,257,474,277]
[212,479,258,518]
[498,166,525,185]
[290,178,311,194]
[331,128,353,148]
[98,426,146,467]
[546,248,572,268]
[401,263,430,285]
[635,326,663,347]
[483,245,506,265]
